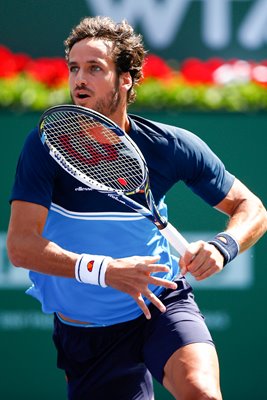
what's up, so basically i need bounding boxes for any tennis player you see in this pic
[7,16,267,400]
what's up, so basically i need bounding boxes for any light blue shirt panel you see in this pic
[26,201,179,325]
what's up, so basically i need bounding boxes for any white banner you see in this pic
[86,0,267,50]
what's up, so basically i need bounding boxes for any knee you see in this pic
[163,343,222,400]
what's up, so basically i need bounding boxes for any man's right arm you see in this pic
[7,200,176,319]
[7,200,77,277]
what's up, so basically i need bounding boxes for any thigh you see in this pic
[143,279,214,384]
[163,342,222,400]
[52,315,154,400]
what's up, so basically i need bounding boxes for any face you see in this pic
[68,38,129,119]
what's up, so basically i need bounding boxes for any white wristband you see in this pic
[75,254,112,287]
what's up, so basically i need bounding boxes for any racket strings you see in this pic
[43,110,144,191]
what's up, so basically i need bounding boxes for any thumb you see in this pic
[179,257,187,276]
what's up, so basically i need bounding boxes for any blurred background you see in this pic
[0,1,267,399]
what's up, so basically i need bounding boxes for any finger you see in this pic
[142,255,161,264]
[194,265,219,281]
[148,276,177,290]
[135,293,151,320]
[179,258,187,276]
[144,290,166,314]
[183,241,204,264]
[180,241,207,275]
[138,263,171,274]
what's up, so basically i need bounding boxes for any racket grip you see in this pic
[160,223,189,256]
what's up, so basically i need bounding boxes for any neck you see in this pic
[110,109,130,133]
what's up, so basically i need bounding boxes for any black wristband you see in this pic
[208,232,240,267]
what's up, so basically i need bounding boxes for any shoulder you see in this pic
[10,125,59,208]
[22,126,47,157]
[15,125,59,186]
[128,113,213,158]
[128,114,235,205]
[21,126,56,165]
[23,126,40,148]
[129,113,192,140]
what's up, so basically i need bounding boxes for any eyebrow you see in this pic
[68,58,109,69]
[68,60,98,65]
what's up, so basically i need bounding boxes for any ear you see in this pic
[120,72,132,92]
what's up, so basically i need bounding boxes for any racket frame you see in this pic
[39,105,146,194]
[39,105,189,255]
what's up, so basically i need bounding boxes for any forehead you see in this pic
[69,38,113,61]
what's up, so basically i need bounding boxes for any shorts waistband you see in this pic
[56,312,105,328]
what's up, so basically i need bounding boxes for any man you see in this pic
[7,16,267,400]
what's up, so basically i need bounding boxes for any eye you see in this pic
[91,65,101,72]
[69,65,79,73]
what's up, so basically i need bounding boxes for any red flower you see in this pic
[0,45,31,78]
[143,54,173,80]
[180,58,224,84]
[205,58,224,73]
[25,57,68,87]
[14,53,32,72]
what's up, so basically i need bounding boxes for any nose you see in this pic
[75,70,88,86]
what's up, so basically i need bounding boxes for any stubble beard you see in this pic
[71,79,122,118]
[93,87,121,118]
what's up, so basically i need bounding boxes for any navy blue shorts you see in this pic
[52,278,214,400]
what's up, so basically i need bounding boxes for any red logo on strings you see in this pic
[59,133,118,166]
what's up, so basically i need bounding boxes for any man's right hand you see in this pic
[105,255,177,320]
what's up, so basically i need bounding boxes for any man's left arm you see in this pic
[179,178,267,280]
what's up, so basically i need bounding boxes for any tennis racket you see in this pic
[38,104,189,256]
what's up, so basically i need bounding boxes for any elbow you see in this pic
[255,199,267,238]
[263,204,267,234]
[257,197,267,226]
[6,236,26,268]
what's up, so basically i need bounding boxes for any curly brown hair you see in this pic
[64,16,146,104]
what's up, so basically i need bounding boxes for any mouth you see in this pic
[76,92,90,100]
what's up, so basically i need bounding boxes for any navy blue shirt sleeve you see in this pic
[129,115,235,207]
[172,127,235,206]
[10,127,57,209]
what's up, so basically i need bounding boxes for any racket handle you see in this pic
[160,223,189,256]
